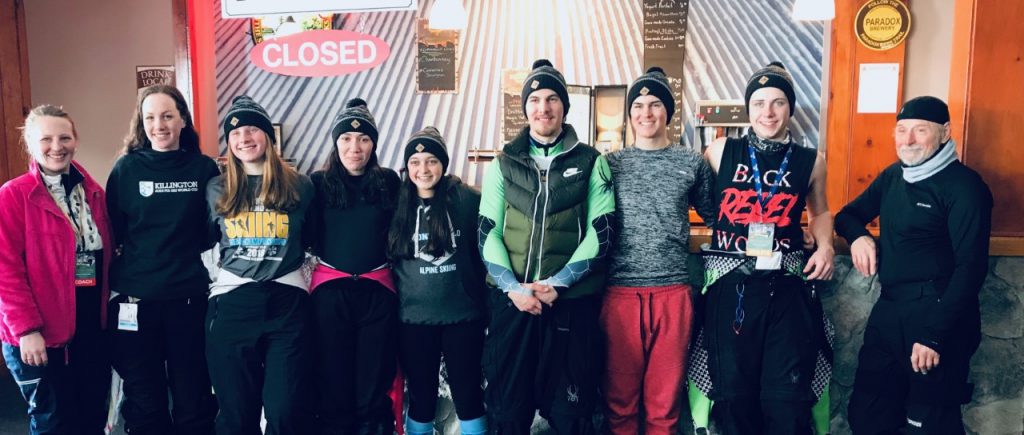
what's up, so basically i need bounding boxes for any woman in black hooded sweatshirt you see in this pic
[105,85,219,435]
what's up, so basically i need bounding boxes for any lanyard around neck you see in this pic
[747,144,793,218]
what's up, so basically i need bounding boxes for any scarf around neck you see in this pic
[41,168,103,252]
[746,130,793,154]
[902,139,958,183]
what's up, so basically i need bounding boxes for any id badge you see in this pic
[74,252,97,287]
[745,222,776,257]
[118,303,139,331]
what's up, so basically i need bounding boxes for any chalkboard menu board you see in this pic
[643,0,688,55]
[416,19,459,93]
[501,69,530,143]
[643,0,690,144]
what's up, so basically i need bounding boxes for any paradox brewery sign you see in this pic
[250,30,391,77]
[855,0,911,51]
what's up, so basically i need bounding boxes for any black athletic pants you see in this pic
[205,281,313,435]
[848,281,979,435]
[704,273,821,435]
[312,278,398,435]
[482,289,603,435]
[399,320,486,423]
[109,294,216,435]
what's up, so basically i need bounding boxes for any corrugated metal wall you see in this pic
[213,0,823,184]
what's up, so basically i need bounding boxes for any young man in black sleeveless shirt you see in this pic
[700,62,834,434]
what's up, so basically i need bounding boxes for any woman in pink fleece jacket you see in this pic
[0,105,113,435]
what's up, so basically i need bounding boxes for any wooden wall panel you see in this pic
[952,0,1024,237]
[825,0,907,223]
[0,0,31,183]
[946,0,974,153]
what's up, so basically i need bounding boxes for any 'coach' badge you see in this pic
[230,117,239,126]
[640,86,650,96]
[530,80,540,89]
[758,76,769,85]
[351,120,361,129]
[415,144,425,152]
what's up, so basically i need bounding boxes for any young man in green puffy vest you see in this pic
[478,58,615,434]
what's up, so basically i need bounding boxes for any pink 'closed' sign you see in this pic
[250,30,391,77]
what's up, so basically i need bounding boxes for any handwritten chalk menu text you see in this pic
[501,69,530,143]
[643,0,690,145]
[644,0,688,53]
[417,19,459,93]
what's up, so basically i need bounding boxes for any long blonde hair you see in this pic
[215,132,301,218]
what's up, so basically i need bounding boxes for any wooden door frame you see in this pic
[172,0,218,157]
[0,0,31,183]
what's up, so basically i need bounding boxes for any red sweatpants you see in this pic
[600,284,694,435]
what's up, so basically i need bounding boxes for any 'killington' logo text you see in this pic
[140,181,200,197]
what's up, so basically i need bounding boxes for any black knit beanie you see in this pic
[897,96,950,124]
[521,59,570,117]
[330,98,379,146]
[223,95,276,145]
[626,66,675,123]
[403,126,450,174]
[744,61,796,116]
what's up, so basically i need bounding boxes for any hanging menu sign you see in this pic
[500,69,530,144]
[416,19,459,93]
[643,0,690,145]
[223,0,414,18]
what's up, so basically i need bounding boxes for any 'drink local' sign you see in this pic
[222,0,415,18]
[250,30,391,77]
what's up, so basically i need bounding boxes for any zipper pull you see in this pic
[540,169,548,183]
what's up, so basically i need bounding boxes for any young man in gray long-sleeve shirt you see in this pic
[601,67,717,435]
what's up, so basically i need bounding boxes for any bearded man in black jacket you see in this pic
[837,96,993,435]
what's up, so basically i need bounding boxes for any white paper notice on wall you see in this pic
[222,0,415,18]
[566,85,593,146]
[857,63,900,114]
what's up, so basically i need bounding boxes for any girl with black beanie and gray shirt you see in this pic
[205,95,315,435]
[307,98,401,435]
[387,127,487,435]
[106,85,219,435]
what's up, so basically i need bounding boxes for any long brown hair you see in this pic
[387,174,454,259]
[122,85,200,154]
[215,131,301,218]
